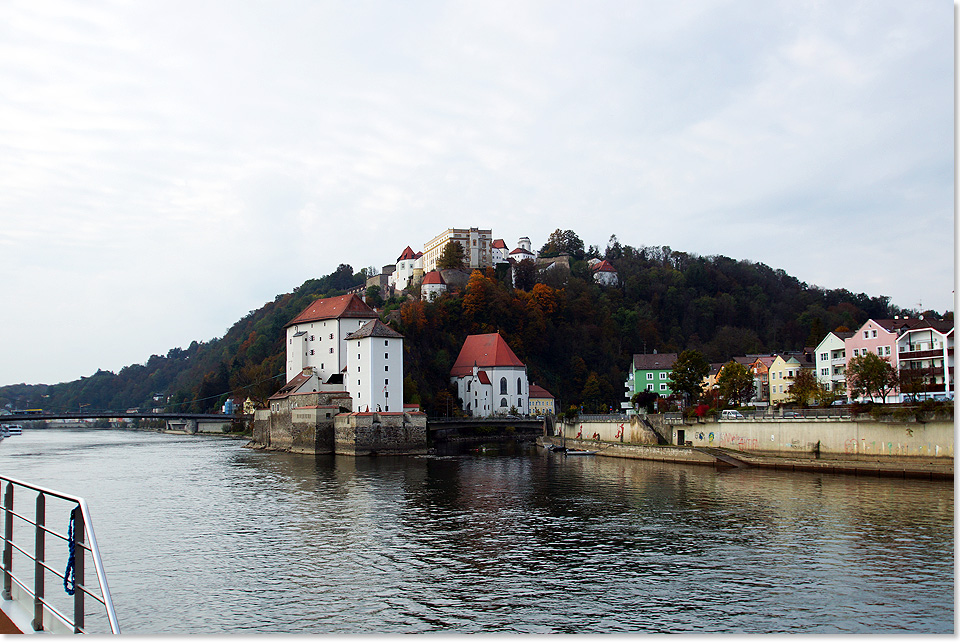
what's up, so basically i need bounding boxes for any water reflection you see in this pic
[0,431,951,634]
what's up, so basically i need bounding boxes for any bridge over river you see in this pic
[426,416,546,444]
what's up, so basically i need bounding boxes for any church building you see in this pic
[450,333,529,417]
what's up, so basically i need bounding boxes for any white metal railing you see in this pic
[1,475,120,634]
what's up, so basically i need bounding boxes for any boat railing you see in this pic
[0,475,120,634]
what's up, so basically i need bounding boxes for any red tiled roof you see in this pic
[422,271,446,285]
[477,370,491,385]
[286,293,378,328]
[529,384,554,399]
[509,247,534,256]
[397,246,417,261]
[492,239,508,249]
[450,333,525,377]
[592,259,617,272]
[269,370,316,399]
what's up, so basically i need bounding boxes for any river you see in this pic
[0,428,953,634]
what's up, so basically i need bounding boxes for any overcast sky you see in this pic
[0,0,953,387]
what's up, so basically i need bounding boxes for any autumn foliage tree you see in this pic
[716,361,755,407]
[846,352,899,403]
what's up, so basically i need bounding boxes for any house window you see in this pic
[884,346,891,356]
[872,330,877,338]
[330,334,334,339]
[385,379,389,386]
[820,353,828,361]
[385,365,389,371]
[864,331,869,339]
[385,392,389,398]
[517,378,522,394]
[357,354,360,359]
[310,350,315,356]
[385,340,389,346]
[659,372,667,380]
[646,373,653,380]
[647,384,654,391]
[385,353,389,359]
[821,368,828,376]
[500,399,508,407]
[310,335,315,341]
[660,384,667,391]
[329,348,334,354]
[877,347,883,355]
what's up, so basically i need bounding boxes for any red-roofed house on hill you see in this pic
[420,270,447,301]
[591,259,619,286]
[389,246,424,292]
[450,333,529,417]
[284,293,379,383]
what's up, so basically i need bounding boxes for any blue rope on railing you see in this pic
[64,507,77,596]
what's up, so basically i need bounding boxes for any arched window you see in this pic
[500,398,508,407]
[517,378,522,394]
[500,377,507,395]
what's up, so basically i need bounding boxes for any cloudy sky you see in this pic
[0,0,953,387]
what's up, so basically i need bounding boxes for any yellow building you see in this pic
[528,384,555,416]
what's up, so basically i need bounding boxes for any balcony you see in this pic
[898,349,946,361]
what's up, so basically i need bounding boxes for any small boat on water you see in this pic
[564,449,597,456]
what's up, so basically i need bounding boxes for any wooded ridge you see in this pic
[1,235,949,416]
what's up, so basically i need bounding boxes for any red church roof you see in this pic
[286,293,378,328]
[450,333,525,377]
[491,239,508,249]
[509,247,534,256]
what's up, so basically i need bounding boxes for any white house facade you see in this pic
[815,331,853,392]
[389,246,423,291]
[345,319,404,412]
[284,293,380,384]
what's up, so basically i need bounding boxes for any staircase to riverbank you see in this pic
[694,446,751,468]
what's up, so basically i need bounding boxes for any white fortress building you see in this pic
[283,293,403,410]
[423,227,493,272]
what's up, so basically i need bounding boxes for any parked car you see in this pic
[783,411,801,418]
[720,410,744,420]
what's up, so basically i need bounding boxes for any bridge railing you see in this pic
[0,475,120,634]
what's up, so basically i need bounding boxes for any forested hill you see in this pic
[1,235,949,416]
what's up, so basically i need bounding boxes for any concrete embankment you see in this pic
[540,437,953,481]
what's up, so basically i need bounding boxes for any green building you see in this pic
[624,352,678,407]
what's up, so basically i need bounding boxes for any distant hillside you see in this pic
[0,235,949,416]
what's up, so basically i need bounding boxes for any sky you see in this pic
[0,0,954,387]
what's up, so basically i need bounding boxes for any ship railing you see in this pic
[0,475,120,634]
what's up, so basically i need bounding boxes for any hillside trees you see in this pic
[2,238,940,418]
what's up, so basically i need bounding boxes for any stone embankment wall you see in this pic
[252,394,428,456]
[559,415,953,461]
[553,415,660,444]
[334,412,429,456]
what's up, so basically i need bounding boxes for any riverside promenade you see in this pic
[539,436,953,481]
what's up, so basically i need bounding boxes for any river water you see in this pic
[0,429,953,634]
